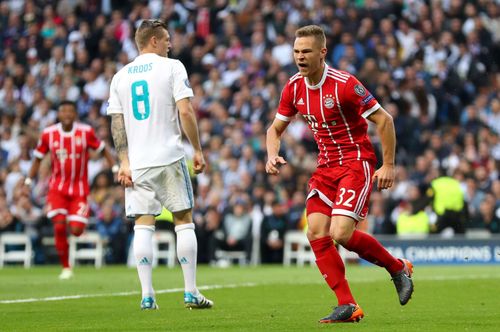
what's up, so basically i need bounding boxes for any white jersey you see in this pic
[107,53,193,170]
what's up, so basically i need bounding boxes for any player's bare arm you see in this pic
[110,113,133,187]
[101,146,117,170]
[265,118,289,175]
[24,157,42,187]
[177,97,205,174]
[367,107,396,190]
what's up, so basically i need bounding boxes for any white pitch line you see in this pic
[1,273,499,305]
[0,283,257,304]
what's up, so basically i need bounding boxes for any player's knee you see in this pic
[330,228,352,246]
[70,226,84,236]
[306,228,327,241]
[69,222,85,236]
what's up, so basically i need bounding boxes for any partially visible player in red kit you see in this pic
[266,25,414,323]
[25,100,116,279]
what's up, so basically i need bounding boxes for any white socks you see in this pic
[175,223,198,294]
[134,225,155,298]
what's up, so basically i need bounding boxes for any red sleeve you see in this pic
[33,131,49,159]
[86,128,104,152]
[342,76,381,118]
[276,83,297,122]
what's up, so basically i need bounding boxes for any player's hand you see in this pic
[117,165,133,188]
[23,177,33,188]
[266,156,287,175]
[192,150,206,174]
[372,163,395,190]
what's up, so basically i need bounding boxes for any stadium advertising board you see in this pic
[373,237,500,265]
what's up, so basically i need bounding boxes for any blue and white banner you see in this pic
[374,237,500,265]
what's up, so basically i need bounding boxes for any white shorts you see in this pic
[125,158,194,217]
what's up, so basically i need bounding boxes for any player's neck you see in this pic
[306,63,326,86]
[140,49,167,58]
[61,123,73,132]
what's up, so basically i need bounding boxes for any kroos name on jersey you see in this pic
[128,63,153,74]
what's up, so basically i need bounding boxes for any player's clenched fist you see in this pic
[192,150,206,174]
[266,156,287,175]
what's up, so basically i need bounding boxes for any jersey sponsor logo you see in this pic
[297,97,305,105]
[323,94,334,109]
[184,78,191,88]
[354,84,366,96]
[361,94,374,105]
[303,114,319,133]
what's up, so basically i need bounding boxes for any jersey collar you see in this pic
[57,122,76,136]
[304,63,328,90]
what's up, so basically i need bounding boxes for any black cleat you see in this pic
[392,258,414,305]
[319,304,364,323]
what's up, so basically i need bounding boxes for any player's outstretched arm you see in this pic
[367,107,396,190]
[110,113,132,187]
[177,97,205,174]
[266,118,289,175]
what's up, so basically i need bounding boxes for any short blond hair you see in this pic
[295,25,326,48]
[134,19,168,50]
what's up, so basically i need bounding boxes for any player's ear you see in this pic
[320,47,327,61]
[320,47,327,57]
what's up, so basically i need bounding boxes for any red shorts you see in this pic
[307,160,374,221]
[46,190,89,224]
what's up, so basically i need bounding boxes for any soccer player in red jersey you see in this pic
[25,100,116,279]
[266,25,414,323]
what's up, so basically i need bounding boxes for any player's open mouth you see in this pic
[298,63,307,68]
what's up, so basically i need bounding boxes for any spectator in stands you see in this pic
[427,173,467,236]
[95,197,127,263]
[217,198,252,261]
[395,185,430,236]
[194,205,221,264]
[260,200,288,264]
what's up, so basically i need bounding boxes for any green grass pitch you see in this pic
[1,264,499,331]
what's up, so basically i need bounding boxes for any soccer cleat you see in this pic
[392,258,414,305]
[319,304,364,323]
[141,297,159,310]
[58,268,74,280]
[184,291,213,309]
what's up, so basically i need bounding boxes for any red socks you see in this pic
[310,236,356,305]
[344,230,403,275]
[53,222,70,268]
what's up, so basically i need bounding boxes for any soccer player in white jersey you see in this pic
[107,19,213,310]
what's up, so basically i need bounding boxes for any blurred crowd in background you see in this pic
[0,0,499,265]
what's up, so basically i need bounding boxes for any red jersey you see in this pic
[277,65,380,167]
[34,122,104,197]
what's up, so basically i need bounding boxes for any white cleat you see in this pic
[184,291,214,309]
[59,268,74,280]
